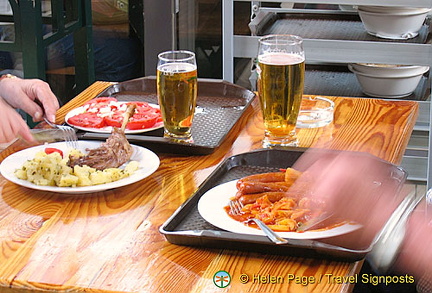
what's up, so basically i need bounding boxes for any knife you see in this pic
[297,212,334,232]
[30,128,68,143]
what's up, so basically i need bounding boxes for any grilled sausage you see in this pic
[237,181,293,194]
[236,172,285,188]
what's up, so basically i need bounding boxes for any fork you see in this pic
[34,99,78,148]
[229,199,289,245]
[43,117,78,149]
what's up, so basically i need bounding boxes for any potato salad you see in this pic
[14,148,138,187]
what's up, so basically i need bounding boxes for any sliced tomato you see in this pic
[136,106,161,118]
[85,97,118,111]
[67,112,106,128]
[104,112,159,130]
[127,101,154,114]
[85,97,118,106]
[45,148,63,157]
[127,112,160,130]
[69,99,162,130]
[104,114,123,128]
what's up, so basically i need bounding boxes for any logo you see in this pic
[213,270,231,288]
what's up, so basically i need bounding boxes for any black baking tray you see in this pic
[159,148,407,262]
[76,77,256,155]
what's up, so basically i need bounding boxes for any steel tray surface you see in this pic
[251,10,429,44]
[77,77,256,155]
[160,148,407,262]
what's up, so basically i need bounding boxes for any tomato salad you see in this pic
[67,97,163,130]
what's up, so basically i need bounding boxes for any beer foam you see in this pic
[258,53,304,65]
[158,62,197,73]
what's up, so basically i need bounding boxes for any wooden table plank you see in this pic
[0,81,418,292]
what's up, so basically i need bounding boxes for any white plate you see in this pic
[65,102,164,134]
[0,141,160,194]
[198,180,361,240]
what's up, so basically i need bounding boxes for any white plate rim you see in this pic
[0,141,160,194]
[197,180,361,240]
[65,101,163,134]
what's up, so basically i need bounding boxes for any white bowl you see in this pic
[350,63,430,78]
[348,64,429,98]
[357,6,431,39]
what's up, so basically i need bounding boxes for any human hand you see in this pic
[0,76,59,123]
[291,149,404,240]
[292,149,432,279]
[0,97,33,143]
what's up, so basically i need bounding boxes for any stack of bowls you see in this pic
[357,6,431,39]
[348,63,430,98]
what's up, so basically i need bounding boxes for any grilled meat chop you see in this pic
[68,128,133,170]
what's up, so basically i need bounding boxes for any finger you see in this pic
[16,121,34,142]
[32,80,60,122]
[6,79,59,122]
[0,128,12,143]
[0,119,18,143]
[8,109,34,142]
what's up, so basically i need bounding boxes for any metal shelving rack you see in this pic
[222,0,432,186]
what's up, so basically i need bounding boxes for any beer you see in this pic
[157,62,197,139]
[257,52,305,147]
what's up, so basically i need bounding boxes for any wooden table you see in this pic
[0,81,418,292]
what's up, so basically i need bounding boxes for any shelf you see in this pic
[248,64,430,101]
[231,10,432,67]
[233,0,432,8]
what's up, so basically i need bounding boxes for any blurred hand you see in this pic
[292,150,403,241]
[396,207,432,279]
[292,149,432,279]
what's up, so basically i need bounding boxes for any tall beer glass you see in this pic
[257,35,305,147]
[157,50,198,141]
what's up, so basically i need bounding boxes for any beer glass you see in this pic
[256,35,305,147]
[157,50,198,141]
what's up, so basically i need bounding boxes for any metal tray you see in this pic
[77,77,256,155]
[250,10,429,44]
[160,148,407,262]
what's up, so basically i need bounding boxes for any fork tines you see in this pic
[229,199,244,215]
[61,125,78,149]
[44,118,78,148]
